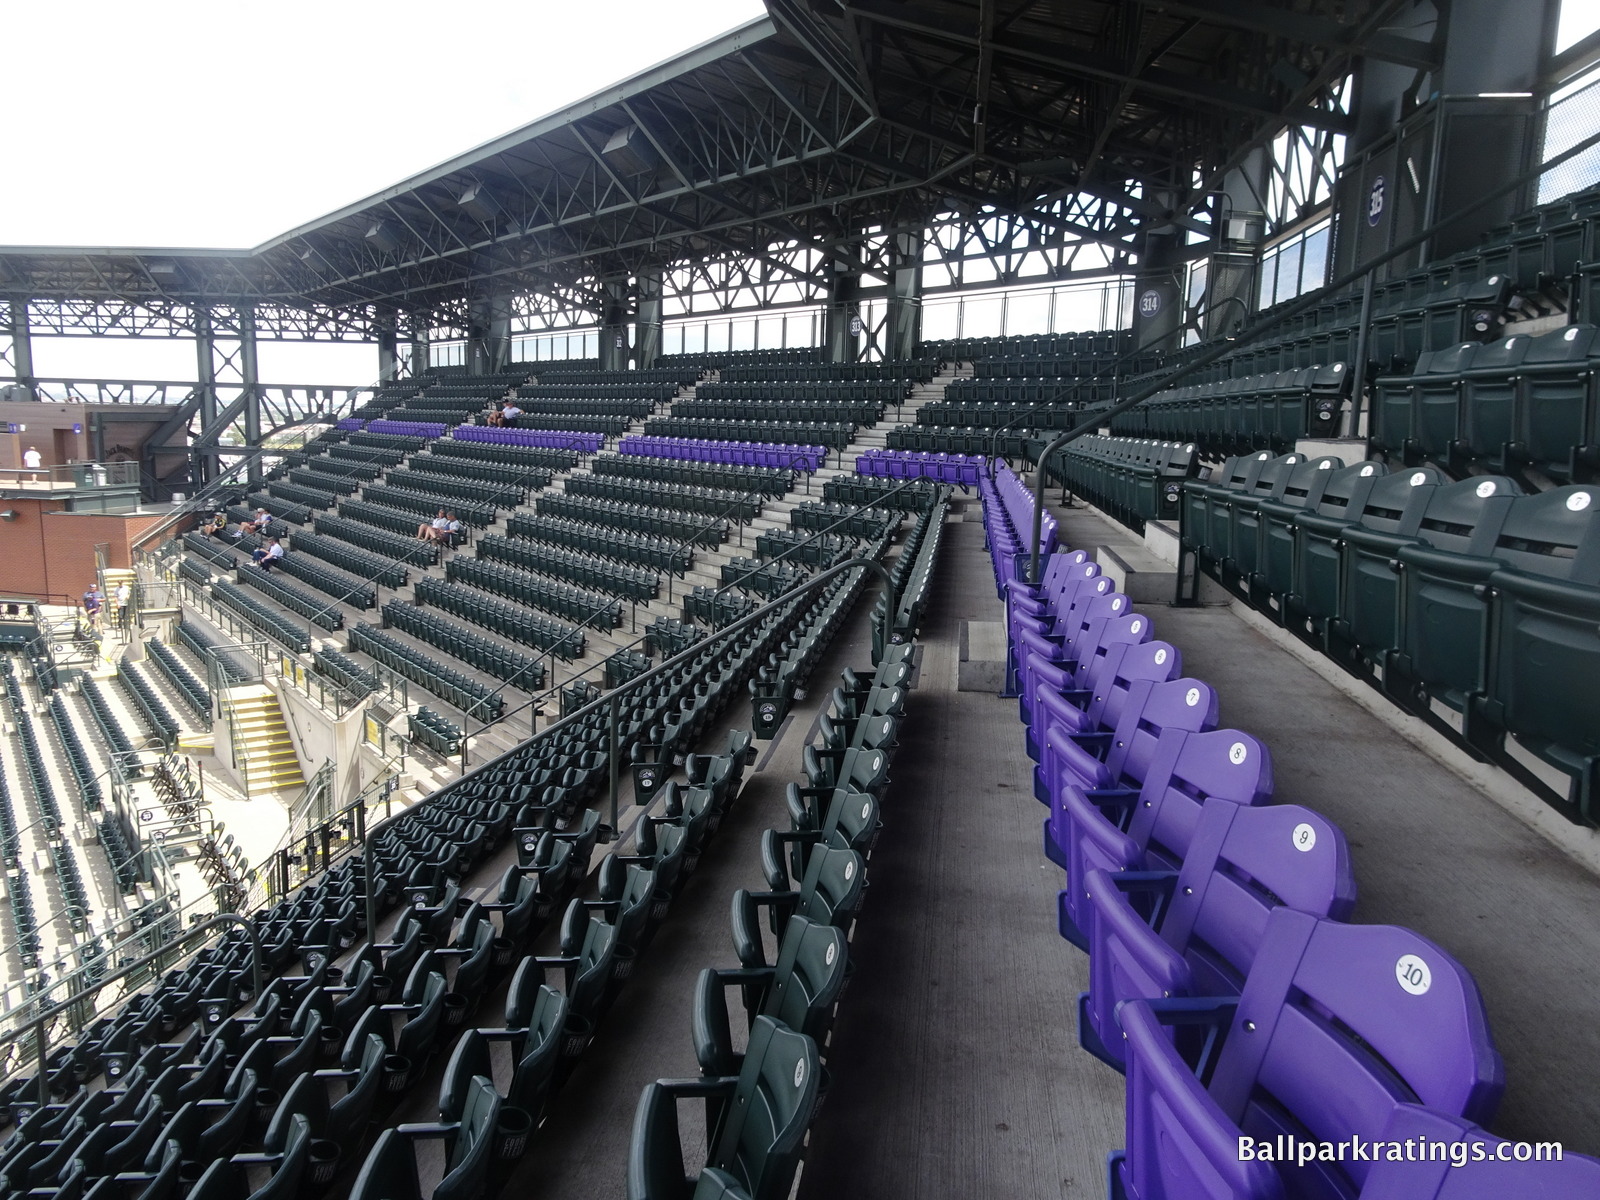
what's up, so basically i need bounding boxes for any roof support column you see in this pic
[5,299,34,391]
[239,304,262,487]
[885,231,923,361]
[600,279,632,370]
[469,289,513,375]
[376,309,399,383]
[1130,197,1184,353]
[634,272,662,370]
[825,246,862,363]
[193,308,219,490]
[410,323,430,379]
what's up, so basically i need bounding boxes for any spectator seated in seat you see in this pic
[252,537,285,571]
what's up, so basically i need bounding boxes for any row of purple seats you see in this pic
[454,426,604,453]
[368,418,447,438]
[984,488,1598,1198]
[977,460,1058,596]
[855,449,983,487]
[616,435,825,471]
[336,418,365,431]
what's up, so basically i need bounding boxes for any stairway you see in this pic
[220,685,304,795]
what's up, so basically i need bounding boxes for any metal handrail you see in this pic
[4,913,263,1106]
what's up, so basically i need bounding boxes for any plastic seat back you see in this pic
[1116,911,1504,1200]
[705,1017,819,1198]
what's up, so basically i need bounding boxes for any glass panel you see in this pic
[1004,290,1051,335]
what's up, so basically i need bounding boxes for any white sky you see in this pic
[5,0,765,386]
[11,0,1600,387]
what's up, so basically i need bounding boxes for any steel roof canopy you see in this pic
[0,0,1424,327]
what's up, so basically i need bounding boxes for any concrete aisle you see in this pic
[798,515,1123,1200]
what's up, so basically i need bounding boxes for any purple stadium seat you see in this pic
[1110,910,1505,1200]
[1026,638,1185,767]
[1056,726,1273,949]
[1039,670,1217,873]
[1081,800,1356,1070]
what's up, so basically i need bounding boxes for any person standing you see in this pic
[21,446,42,483]
[113,580,132,631]
[81,583,103,632]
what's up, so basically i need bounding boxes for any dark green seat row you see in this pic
[183,533,237,568]
[145,639,211,724]
[684,585,756,628]
[288,529,408,589]
[236,564,344,631]
[719,360,936,384]
[565,474,762,521]
[1183,451,1600,821]
[409,706,463,756]
[177,618,254,684]
[311,647,379,698]
[225,506,291,537]
[404,453,552,492]
[381,600,546,691]
[1372,323,1600,482]
[517,382,679,403]
[1106,361,1351,455]
[414,577,585,660]
[212,580,311,652]
[536,367,701,385]
[945,371,1118,400]
[267,548,376,611]
[917,398,1091,428]
[246,492,311,524]
[669,399,879,427]
[1037,435,1196,530]
[316,513,439,567]
[287,467,362,496]
[283,453,382,481]
[478,412,629,435]
[508,397,658,418]
[789,502,899,540]
[477,534,658,602]
[505,513,692,572]
[328,443,406,468]
[428,439,579,473]
[536,492,728,546]
[921,328,1130,361]
[381,467,526,508]
[887,426,1035,456]
[881,499,949,647]
[267,480,338,511]
[697,380,907,404]
[603,647,653,687]
[590,454,793,496]
[118,663,180,748]
[360,484,499,527]
[754,529,854,568]
[445,557,622,630]
[821,475,945,511]
[644,616,705,658]
[348,623,502,719]
[80,676,138,764]
[46,693,102,811]
[179,555,218,592]
[643,417,853,451]
[721,557,810,598]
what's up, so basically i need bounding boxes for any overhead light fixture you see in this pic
[458,184,501,223]
[364,221,399,255]
[146,260,178,276]
[0,511,17,523]
[602,124,658,174]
